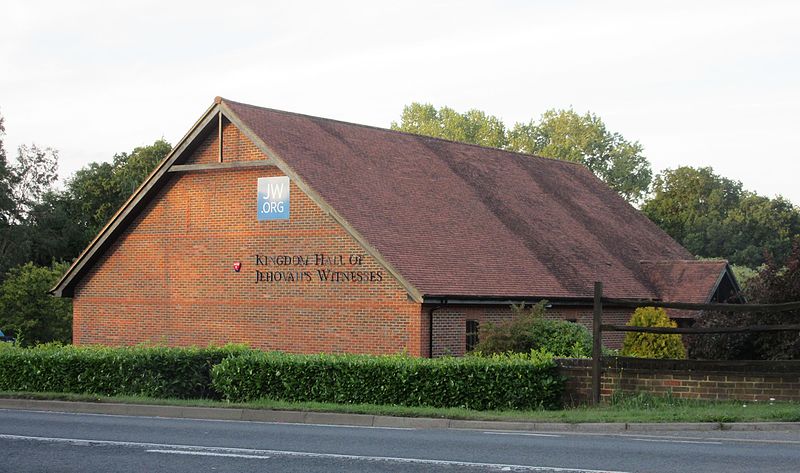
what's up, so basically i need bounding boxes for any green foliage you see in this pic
[0,113,60,278]
[621,307,686,359]
[0,110,170,285]
[507,109,651,203]
[26,192,92,267]
[67,139,170,235]
[392,104,651,203]
[730,264,758,289]
[643,166,800,267]
[0,262,72,345]
[721,193,800,267]
[0,344,249,398]
[688,240,800,360]
[391,103,507,149]
[472,302,592,357]
[211,350,563,410]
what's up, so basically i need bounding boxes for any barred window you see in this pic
[466,320,480,352]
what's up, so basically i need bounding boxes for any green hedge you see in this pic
[0,343,249,398]
[211,350,563,410]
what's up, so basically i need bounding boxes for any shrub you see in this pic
[621,307,686,359]
[0,344,249,398]
[212,350,563,410]
[473,302,592,357]
[689,239,800,360]
[0,262,72,346]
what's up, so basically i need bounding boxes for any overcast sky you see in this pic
[2,1,799,204]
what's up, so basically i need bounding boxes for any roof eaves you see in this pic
[51,101,223,297]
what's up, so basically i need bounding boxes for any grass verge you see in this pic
[1,391,798,423]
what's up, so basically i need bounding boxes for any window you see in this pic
[466,320,480,352]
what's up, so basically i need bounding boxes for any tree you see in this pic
[0,261,72,345]
[0,114,14,226]
[10,144,58,220]
[507,110,652,203]
[391,103,507,149]
[720,194,800,268]
[26,191,92,268]
[111,139,171,197]
[67,139,170,236]
[643,166,800,267]
[392,104,652,203]
[67,161,119,234]
[0,112,59,279]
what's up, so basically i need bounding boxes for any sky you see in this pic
[1,0,799,204]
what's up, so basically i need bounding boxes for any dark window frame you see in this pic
[466,319,480,352]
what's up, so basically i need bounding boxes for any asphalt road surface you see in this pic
[1,409,799,472]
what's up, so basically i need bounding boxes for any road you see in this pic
[1,409,799,472]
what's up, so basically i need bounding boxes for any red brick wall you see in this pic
[73,123,425,355]
[428,305,633,357]
[558,358,800,404]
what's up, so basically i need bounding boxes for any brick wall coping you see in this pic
[555,357,800,374]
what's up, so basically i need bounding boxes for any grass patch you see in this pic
[1,391,798,423]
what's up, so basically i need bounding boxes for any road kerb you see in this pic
[1,398,799,432]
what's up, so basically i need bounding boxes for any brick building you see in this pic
[52,97,740,356]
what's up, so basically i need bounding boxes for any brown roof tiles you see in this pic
[54,97,730,304]
[225,99,719,300]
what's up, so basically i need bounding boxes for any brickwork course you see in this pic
[54,97,741,356]
[557,358,800,403]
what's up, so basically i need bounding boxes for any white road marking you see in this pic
[632,438,723,445]
[147,449,272,459]
[484,432,563,438]
[0,433,630,473]
[617,433,800,446]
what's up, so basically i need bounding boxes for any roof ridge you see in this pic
[219,97,589,170]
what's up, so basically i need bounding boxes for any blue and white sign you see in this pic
[257,176,290,221]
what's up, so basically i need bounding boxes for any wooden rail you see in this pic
[590,282,800,405]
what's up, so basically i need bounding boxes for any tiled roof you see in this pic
[639,260,727,317]
[53,97,729,304]
[225,99,714,300]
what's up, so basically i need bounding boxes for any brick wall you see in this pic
[69,118,670,358]
[557,357,800,404]
[428,305,633,357]
[73,121,425,355]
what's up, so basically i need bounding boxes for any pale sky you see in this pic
[2,1,799,203]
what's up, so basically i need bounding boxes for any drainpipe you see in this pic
[428,303,445,358]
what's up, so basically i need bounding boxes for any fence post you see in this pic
[592,281,603,405]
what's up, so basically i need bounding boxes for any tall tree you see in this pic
[67,139,170,236]
[392,104,651,203]
[391,103,507,149]
[507,110,651,203]
[0,113,59,278]
[26,191,92,267]
[0,114,14,226]
[643,166,800,267]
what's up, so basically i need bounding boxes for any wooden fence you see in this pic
[590,281,800,404]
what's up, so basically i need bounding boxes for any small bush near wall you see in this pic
[621,307,686,359]
[212,350,563,410]
[473,302,592,357]
[0,343,249,398]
